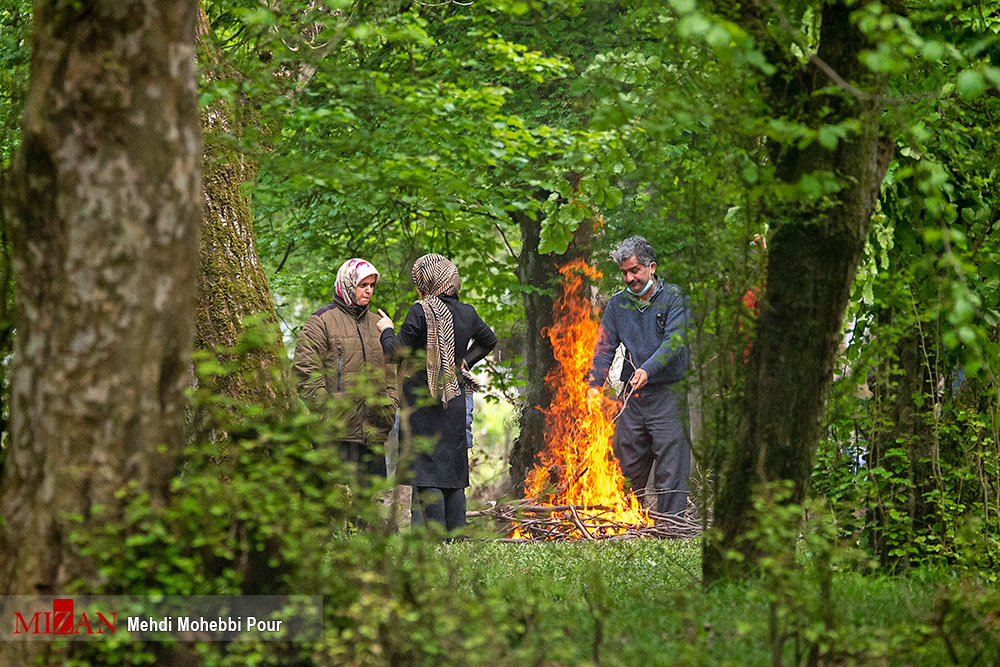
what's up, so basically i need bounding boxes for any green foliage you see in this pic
[62,324,374,666]
[0,0,29,168]
[703,480,1000,665]
[772,0,1000,578]
[45,315,990,667]
[0,0,29,466]
[321,532,960,667]
[242,0,753,395]
[813,69,1000,567]
[928,578,1000,664]
[468,396,518,501]
[239,3,568,328]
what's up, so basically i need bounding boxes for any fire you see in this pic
[513,258,651,539]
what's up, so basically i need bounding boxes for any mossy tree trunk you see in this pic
[195,9,292,408]
[867,312,944,568]
[703,0,893,582]
[0,1,201,663]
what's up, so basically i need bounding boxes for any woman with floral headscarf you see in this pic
[381,253,496,532]
[293,258,397,483]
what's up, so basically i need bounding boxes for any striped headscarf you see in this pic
[334,258,380,315]
[412,253,461,406]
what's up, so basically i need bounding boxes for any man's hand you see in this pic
[376,309,394,333]
[586,386,601,407]
[629,368,648,391]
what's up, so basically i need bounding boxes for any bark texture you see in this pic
[509,208,558,493]
[509,201,593,495]
[195,11,291,406]
[867,319,943,567]
[0,0,201,613]
[704,1,893,581]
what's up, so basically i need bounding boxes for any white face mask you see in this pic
[628,278,654,297]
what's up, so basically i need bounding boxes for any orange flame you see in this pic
[514,259,650,538]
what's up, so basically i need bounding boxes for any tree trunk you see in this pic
[0,0,200,661]
[509,194,594,495]
[195,9,291,407]
[509,207,557,493]
[704,0,892,581]
[867,315,944,567]
[866,308,906,565]
[908,333,941,547]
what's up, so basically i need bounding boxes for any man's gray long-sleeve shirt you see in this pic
[587,279,690,389]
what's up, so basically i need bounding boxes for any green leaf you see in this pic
[538,218,576,255]
[678,14,711,38]
[861,48,895,73]
[818,126,840,150]
[984,66,1000,89]
[604,186,623,208]
[920,41,944,61]
[706,26,730,48]
[800,174,822,199]
[957,69,986,98]
[669,0,697,15]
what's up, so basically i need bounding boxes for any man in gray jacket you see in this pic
[586,236,691,516]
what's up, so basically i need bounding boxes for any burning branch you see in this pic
[468,501,706,541]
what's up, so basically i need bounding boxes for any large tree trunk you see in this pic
[508,208,558,493]
[195,9,291,407]
[509,195,593,495]
[704,0,892,581]
[0,0,200,660]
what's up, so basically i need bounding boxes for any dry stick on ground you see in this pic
[565,508,595,540]
[469,502,706,541]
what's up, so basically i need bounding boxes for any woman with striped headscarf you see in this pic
[380,253,497,533]
[293,258,398,484]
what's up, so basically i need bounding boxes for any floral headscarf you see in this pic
[335,258,380,307]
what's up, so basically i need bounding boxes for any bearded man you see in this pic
[586,236,692,516]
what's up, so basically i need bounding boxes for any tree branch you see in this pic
[274,240,295,274]
[761,0,940,106]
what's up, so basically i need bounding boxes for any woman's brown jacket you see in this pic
[293,302,397,444]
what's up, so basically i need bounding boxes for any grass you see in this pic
[371,538,999,667]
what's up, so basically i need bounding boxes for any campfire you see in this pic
[473,259,702,541]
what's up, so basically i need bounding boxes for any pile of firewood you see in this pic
[467,501,707,541]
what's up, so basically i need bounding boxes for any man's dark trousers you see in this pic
[613,383,690,515]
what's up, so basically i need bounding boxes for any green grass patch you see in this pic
[333,538,997,667]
